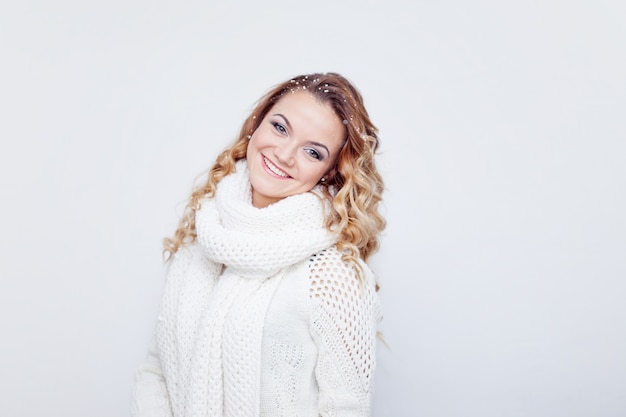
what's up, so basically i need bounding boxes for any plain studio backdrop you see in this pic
[1,1,624,416]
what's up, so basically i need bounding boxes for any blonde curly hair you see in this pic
[164,72,385,266]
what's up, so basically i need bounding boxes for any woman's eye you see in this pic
[305,148,322,160]
[272,122,287,135]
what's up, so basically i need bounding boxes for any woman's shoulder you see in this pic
[308,245,374,276]
[307,246,378,304]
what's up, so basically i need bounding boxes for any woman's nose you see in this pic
[274,142,297,166]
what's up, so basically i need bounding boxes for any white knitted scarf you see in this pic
[157,160,338,417]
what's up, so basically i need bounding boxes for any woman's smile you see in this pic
[262,154,291,178]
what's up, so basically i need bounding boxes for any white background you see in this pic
[1,1,625,416]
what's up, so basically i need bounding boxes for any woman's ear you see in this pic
[324,168,337,183]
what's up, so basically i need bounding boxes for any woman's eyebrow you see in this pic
[308,141,330,155]
[273,113,292,130]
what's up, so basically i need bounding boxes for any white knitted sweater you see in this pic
[132,161,381,417]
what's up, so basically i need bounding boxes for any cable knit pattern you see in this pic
[131,160,380,417]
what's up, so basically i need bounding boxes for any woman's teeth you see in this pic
[264,157,289,178]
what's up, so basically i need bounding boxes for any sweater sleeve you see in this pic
[131,338,174,417]
[308,248,381,417]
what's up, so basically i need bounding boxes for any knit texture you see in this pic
[308,249,381,416]
[131,160,380,417]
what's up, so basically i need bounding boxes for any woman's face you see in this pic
[246,91,345,208]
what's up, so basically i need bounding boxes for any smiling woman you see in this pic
[131,72,386,417]
[247,92,345,208]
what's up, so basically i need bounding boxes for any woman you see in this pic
[131,72,386,417]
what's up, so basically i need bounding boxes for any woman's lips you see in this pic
[262,155,291,178]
